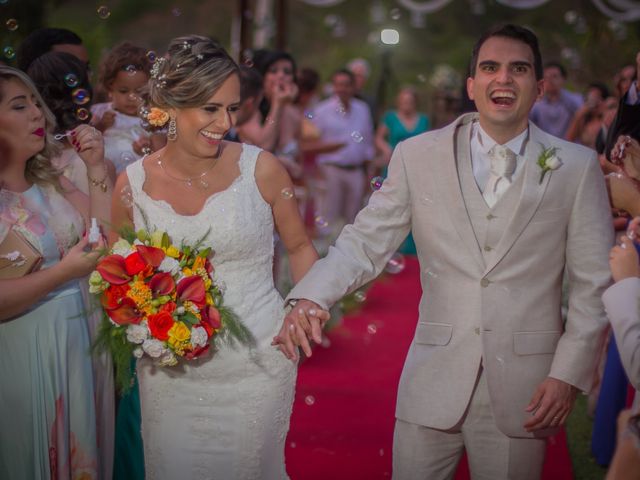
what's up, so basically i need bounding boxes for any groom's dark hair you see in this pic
[469,24,543,81]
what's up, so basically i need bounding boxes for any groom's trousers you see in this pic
[392,370,546,480]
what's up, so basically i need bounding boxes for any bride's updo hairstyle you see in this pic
[148,35,239,110]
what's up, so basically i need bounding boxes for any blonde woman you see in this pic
[111,35,328,479]
[0,66,111,479]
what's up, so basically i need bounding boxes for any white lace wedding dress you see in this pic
[126,144,296,480]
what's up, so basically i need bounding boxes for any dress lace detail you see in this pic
[126,144,296,480]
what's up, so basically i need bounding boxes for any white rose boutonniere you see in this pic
[537,146,562,184]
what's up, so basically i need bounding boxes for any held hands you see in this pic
[609,218,640,282]
[70,124,105,168]
[272,299,331,361]
[523,377,578,432]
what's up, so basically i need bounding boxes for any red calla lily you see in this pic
[97,255,131,285]
[136,245,165,267]
[149,272,175,296]
[184,344,210,360]
[202,305,221,331]
[107,297,142,325]
[176,275,206,307]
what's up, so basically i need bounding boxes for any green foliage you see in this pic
[92,313,136,394]
[566,394,608,479]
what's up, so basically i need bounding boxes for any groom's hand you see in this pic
[523,377,578,432]
[272,299,330,361]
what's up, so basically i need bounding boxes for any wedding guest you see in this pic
[312,68,375,228]
[277,24,612,479]
[227,65,264,142]
[530,61,583,138]
[110,34,327,479]
[17,27,89,73]
[605,52,640,162]
[606,410,640,479]
[347,57,377,125]
[565,82,609,149]
[375,86,430,255]
[28,51,116,194]
[0,66,111,480]
[603,217,640,405]
[91,42,154,173]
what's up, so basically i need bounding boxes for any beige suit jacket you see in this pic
[287,113,614,438]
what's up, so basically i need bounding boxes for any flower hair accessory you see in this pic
[537,145,562,184]
[147,107,170,127]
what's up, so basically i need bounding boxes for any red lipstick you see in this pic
[33,128,45,137]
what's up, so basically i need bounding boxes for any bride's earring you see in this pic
[167,116,177,141]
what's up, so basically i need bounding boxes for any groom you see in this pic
[277,24,613,478]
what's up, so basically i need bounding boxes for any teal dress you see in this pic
[381,110,430,255]
[0,185,98,479]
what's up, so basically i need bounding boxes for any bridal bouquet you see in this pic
[90,227,252,391]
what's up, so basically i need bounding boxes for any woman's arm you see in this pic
[375,123,392,164]
[0,235,104,322]
[237,106,284,152]
[255,150,317,282]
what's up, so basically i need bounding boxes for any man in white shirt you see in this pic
[311,69,375,227]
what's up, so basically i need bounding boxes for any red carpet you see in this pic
[285,257,573,479]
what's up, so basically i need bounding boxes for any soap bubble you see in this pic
[125,64,137,76]
[3,46,15,60]
[71,88,90,105]
[351,131,363,143]
[280,187,294,199]
[370,176,384,191]
[146,51,157,62]
[76,108,90,121]
[120,185,134,208]
[6,19,18,31]
[390,8,401,20]
[64,73,79,88]
[171,7,182,16]
[367,324,378,334]
[385,252,406,274]
[97,6,111,19]
[304,395,315,406]
[354,290,367,303]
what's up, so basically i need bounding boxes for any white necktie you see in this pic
[483,145,517,208]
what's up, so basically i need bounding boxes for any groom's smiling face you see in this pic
[467,36,543,138]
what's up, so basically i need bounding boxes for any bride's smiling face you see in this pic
[172,74,241,157]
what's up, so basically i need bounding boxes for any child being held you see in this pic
[92,42,153,174]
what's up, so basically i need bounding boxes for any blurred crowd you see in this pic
[1,25,640,479]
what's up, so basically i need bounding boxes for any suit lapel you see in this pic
[484,124,552,274]
[430,114,485,271]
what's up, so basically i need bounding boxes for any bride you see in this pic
[111,35,328,479]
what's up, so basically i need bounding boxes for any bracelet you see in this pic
[284,299,298,314]
[87,165,109,193]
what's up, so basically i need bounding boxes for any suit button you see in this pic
[484,245,492,252]
[474,327,480,335]
[486,213,496,220]
[480,278,490,287]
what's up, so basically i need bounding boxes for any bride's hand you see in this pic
[272,299,330,361]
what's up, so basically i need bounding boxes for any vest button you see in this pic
[484,245,493,252]
[486,213,495,220]
[480,278,490,287]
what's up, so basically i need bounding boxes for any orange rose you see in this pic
[102,284,131,310]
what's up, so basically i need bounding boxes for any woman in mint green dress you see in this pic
[375,86,430,255]
[0,66,112,479]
